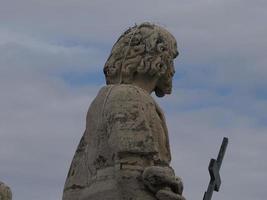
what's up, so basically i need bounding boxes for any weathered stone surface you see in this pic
[143,166,183,195]
[62,22,185,200]
[0,181,12,200]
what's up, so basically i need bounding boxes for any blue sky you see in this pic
[0,0,267,200]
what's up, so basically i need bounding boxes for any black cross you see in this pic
[203,137,228,200]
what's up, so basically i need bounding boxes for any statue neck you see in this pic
[132,74,158,95]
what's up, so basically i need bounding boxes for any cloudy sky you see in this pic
[0,0,266,199]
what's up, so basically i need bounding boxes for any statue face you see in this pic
[155,59,175,97]
[155,39,177,97]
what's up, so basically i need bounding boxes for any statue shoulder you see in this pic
[103,85,157,155]
[92,84,139,102]
[92,84,155,118]
[106,84,153,104]
[86,85,144,120]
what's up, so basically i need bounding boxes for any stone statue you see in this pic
[0,181,12,200]
[63,22,186,200]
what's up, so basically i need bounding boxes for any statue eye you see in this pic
[169,60,173,65]
[171,67,176,77]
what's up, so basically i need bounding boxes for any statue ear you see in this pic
[156,43,167,53]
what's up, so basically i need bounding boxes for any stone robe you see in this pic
[63,84,172,200]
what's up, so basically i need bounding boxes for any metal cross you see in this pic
[203,137,228,200]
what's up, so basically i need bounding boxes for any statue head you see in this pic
[103,22,179,97]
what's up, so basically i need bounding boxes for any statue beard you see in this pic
[154,80,172,97]
[155,87,165,97]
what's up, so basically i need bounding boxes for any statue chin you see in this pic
[155,87,165,97]
[155,86,172,97]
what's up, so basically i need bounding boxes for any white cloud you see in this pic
[0,64,98,199]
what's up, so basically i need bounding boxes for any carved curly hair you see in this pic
[103,23,179,84]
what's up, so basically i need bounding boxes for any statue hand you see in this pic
[142,166,184,196]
